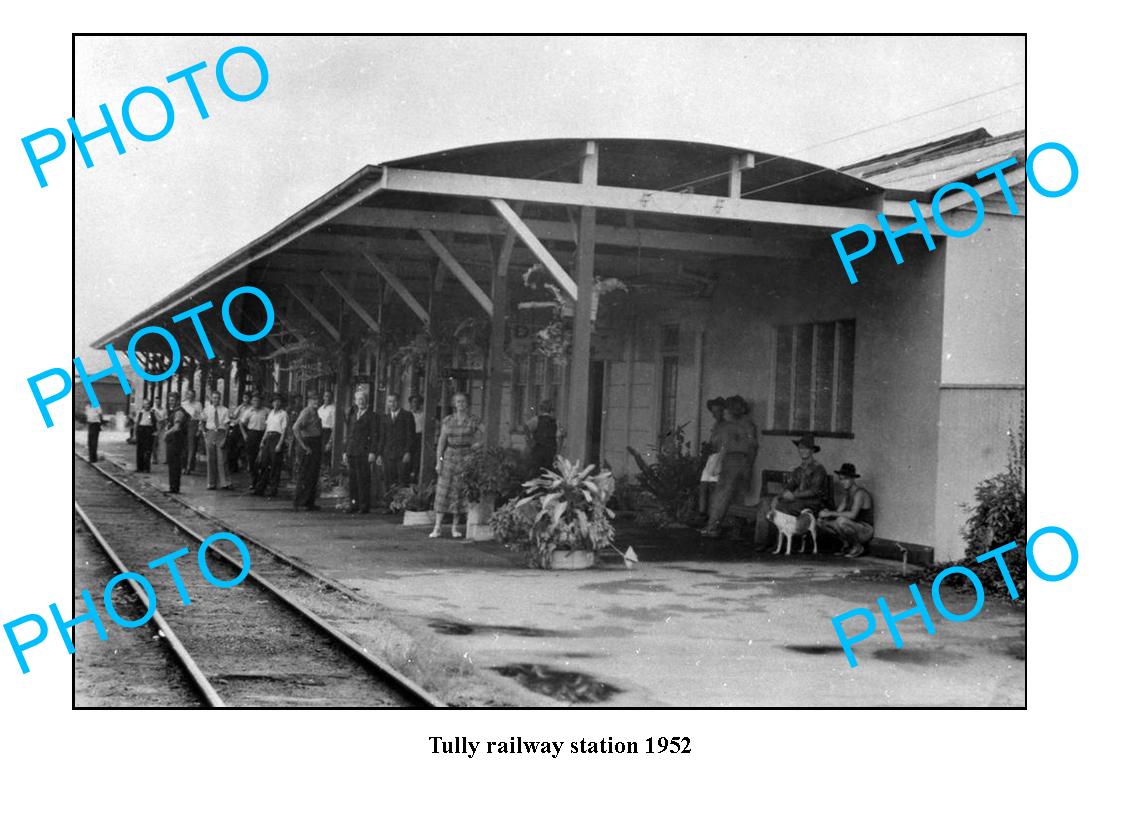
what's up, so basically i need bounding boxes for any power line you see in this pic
[737,103,1025,199]
[664,80,1025,192]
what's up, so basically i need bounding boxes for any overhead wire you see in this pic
[663,80,1025,193]
[739,103,1025,199]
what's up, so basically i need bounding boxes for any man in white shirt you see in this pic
[134,399,158,473]
[254,395,289,497]
[318,390,336,472]
[202,391,232,490]
[239,394,269,485]
[84,403,103,462]
[181,390,204,474]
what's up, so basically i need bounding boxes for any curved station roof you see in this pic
[94,137,893,352]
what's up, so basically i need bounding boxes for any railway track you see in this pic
[74,454,441,708]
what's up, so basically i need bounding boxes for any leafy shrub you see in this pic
[914,406,1027,600]
[514,458,616,568]
[492,497,538,550]
[389,481,435,512]
[608,474,653,514]
[626,421,704,526]
[462,447,525,503]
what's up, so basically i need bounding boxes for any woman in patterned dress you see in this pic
[430,392,482,538]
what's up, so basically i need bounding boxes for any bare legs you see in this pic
[429,513,464,538]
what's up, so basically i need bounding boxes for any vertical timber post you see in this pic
[333,340,351,475]
[567,140,598,466]
[484,231,514,446]
[420,262,440,483]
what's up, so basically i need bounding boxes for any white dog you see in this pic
[766,508,819,555]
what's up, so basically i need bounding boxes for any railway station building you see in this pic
[93,131,1026,565]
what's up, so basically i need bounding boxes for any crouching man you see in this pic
[818,463,874,558]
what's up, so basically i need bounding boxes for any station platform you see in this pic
[76,430,1026,707]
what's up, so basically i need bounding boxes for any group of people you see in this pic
[125,386,439,518]
[339,391,425,514]
[697,395,875,557]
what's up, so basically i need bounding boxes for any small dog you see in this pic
[766,508,819,555]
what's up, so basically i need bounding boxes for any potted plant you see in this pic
[515,457,616,569]
[462,447,524,541]
[625,421,705,527]
[390,481,436,526]
[491,497,539,551]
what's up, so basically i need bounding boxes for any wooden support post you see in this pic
[236,360,247,402]
[483,228,516,445]
[332,340,352,475]
[693,326,705,453]
[568,141,598,466]
[420,265,440,483]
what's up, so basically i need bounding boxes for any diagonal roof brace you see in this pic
[283,281,341,343]
[489,198,578,300]
[319,270,380,333]
[360,251,430,326]
[416,229,493,316]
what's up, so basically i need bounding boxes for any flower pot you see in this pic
[549,549,596,570]
[403,510,435,527]
[467,493,496,541]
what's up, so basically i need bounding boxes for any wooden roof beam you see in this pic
[361,252,430,326]
[380,165,886,232]
[319,270,380,333]
[417,228,493,317]
[283,282,341,343]
[328,205,806,258]
[489,198,577,300]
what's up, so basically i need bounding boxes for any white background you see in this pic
[1,7,1113,813]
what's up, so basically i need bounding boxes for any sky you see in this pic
[73,35,1025,352]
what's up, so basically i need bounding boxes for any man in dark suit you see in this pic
[378,392,414,491]
[343,390,378,513]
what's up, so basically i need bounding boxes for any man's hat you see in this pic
[706,396,727,411]
[835,463,860,479]
[726,395,750,415]
[792,433,821,452]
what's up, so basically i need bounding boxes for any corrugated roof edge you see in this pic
[841,128,1026,180]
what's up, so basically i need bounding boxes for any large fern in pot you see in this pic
[516,457,616,568]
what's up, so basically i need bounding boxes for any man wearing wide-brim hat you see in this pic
[818,463,875,558]
[701,395,758,537]
[770,433,831,517]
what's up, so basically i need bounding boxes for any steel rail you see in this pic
[73,502,228,708]
[76,455,444,708]
[76,450,368,603]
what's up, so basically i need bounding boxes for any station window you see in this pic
[770,319,855,436]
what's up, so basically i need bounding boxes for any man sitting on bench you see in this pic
[818,463,875,558]
[771,434,830,516]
